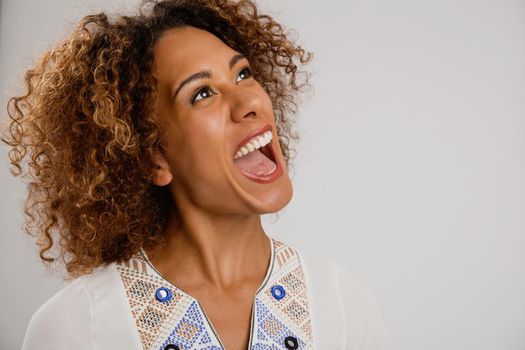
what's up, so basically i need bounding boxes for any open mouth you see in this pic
[233,125,282,183]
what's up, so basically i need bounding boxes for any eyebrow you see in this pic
[229,53,246,70]
[172,53,247,100]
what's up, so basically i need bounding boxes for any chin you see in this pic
[256,175,294,214]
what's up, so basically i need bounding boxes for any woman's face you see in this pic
[151,26,293,216]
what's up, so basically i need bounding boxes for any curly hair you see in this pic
[1,0,312,279]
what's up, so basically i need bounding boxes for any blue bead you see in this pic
[271,285,286,300]
[155,287,173,302]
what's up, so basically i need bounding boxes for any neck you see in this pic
[145,203,271,291]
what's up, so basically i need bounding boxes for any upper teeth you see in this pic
[234,130,273,159]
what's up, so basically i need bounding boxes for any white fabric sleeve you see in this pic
[331,260,390,350]
[21,278,93,350]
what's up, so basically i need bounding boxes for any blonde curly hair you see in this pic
[1,0,312,278]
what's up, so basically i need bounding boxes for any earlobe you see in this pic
[152,167,173,187]
[151,152,173,186]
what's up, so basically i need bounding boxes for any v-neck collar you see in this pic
[137,236,276,349]
[116,236,314,350]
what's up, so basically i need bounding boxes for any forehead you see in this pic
[152,26,238,79]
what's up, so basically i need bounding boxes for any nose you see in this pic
[228,85,264,123]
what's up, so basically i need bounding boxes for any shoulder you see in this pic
[21,273,94,350]
[292,245,389,349]
[293,246,373,303]
[22,262,140,350]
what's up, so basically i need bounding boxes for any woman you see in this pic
[2,0,388,349]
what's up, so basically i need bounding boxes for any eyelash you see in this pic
[191,85,214,104]
[190,66,253,104]
[237,66,253,82]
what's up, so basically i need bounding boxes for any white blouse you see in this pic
[21,237,388,349]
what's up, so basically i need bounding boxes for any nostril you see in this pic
[243,110,256,118]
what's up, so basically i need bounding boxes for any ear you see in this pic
[151,151,173,186]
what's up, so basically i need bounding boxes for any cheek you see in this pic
[258,86,275,114]
[169,115,226,175]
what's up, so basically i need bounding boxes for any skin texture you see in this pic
[144,26,293,350]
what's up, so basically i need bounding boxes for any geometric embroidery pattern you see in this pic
[117,255,222,350]
[250,240,313,349]
[162,301,222,350]
[251,299,308,349]
[116,237,313,350]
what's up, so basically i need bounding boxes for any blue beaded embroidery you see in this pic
[271,285,286,300]
[155,287,173,302]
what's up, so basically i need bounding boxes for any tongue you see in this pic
[234,149,276,176]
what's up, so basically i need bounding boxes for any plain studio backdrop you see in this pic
[1,0,525,349]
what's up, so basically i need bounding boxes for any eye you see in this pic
[191,85,215,104]
[236,66,253,83]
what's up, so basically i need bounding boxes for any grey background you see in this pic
[1,0,525,349]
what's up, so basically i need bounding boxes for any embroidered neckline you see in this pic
[116,237,314,350]
[137,236,276,349]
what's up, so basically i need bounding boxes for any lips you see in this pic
[233,124,283,184]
